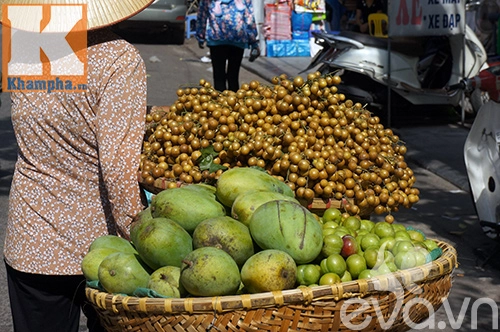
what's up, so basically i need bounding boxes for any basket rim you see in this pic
[86,240,457,315]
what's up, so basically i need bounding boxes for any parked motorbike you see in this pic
[304,25,488,123]
[451,64,500,265]
[458,64,500,239]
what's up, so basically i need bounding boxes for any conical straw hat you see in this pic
[0,0,154,32]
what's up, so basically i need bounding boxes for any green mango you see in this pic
[129,207,154,240]
[231,190,299,227]
[148,266,186,298]
[180,247,241,297]
[133,206,153,222]
[150,186,226,233]
[192,216,254,267]
[89,235,137,254]
[131,217,193,270]
[249,200,323,264]
[240,249,297,294]
[215,167,294,208]
[98,252,151,295]
[81,247,120,281]
[182,183,217,196]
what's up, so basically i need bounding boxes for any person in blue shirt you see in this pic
[196,0,260,92]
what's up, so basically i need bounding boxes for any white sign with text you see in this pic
[388,0,465,37]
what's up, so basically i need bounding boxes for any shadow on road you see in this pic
[111,28,184,46]
[0,171,13,197]
[0,105,16,197]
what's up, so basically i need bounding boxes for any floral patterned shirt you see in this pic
[4,29,147,275]
[196,0,259,49]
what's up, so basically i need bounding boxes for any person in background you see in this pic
[351,0,384,33]
[196,0,260,92]
[1,0,152,331]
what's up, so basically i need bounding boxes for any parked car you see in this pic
[114,0,188,45]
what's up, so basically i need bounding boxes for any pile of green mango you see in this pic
[82,167,441,298]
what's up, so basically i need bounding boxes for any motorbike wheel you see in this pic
[319,68,384,106]
[322,68,406,126]
[460,88,490,117]
[471,89,490,113]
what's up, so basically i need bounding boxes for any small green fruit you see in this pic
[346,254,367,279]
[372,221,395,239]
[360,219,375,232]
[394,251,417,270]
[392,240,414,256]
[320,253,347,276]
[296,264,322,286]
[322,221,340,230]
[322,208,343,223]
[379,236,396,251]
[342,216,361,232]
[407,229,426,242]
[358,269,377,279]
[363,248,380,269]
[391,223,407,233]
[394,230,411,241]
[322,233,343,257]
[319,272,342,285]
[423,239,439,251]
[340,270,352,282]
[413,247,430,266]
[360,233,381,251]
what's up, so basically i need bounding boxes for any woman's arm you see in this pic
[245,0,259,48]
[96,45,147,239]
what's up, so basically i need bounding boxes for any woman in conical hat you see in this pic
[1,1,153,331]
[0,0,154,32]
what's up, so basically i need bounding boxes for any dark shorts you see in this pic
[5,261,105,332]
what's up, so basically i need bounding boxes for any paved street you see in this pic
[0,34,499,332]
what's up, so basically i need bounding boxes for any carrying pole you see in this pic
[461,32,466,125]
[387,37,391,127]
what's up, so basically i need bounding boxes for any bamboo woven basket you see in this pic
[86,240,457,332]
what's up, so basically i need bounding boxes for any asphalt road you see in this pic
[0,32,499,332]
